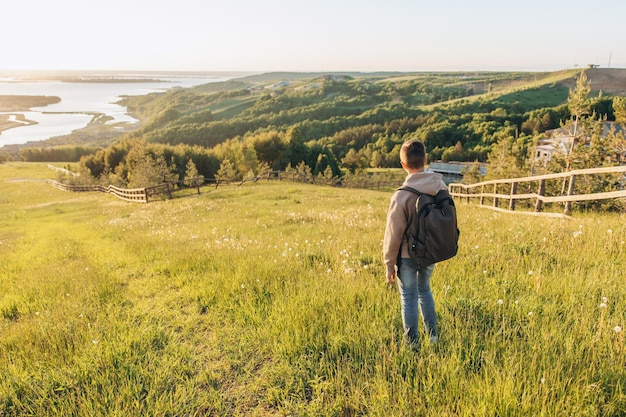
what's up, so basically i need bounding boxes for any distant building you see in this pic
[428,162,488,184]
[533,121,624,164]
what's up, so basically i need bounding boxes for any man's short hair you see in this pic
[401,140,426,169]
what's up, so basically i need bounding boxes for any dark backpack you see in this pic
[397,186,460,267]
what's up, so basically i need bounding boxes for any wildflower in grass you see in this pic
[483,270,487,275]
[602,296,608,303]
[528,311,534,317]
[475,245,480,249]
[541,377,546,384]
[241,283,245,289]
[92,340,99,344]
[497,299,504,305]
[573,230,583,238]
[528,270,534,275]
[607,229,613,234]
[600,303,607,309]
[615,326,622,333]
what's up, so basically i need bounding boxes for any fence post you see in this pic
[144,188,149,203]
[479,185,485,206]
[166,182,172,199]
[509,182,517,211]
[493,184,498,208]
[534,179,546,212]
[564,174,576,216]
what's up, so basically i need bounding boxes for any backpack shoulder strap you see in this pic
[395,186,423,258]
[396,186,421,195]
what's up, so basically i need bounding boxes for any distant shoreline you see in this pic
[0,95,63,134]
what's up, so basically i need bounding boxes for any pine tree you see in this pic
[563,71,592,169]
[184,159,200,187]
[216,159,238,182]
[613,96,626,126]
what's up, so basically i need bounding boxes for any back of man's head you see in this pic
[401,140,426,170]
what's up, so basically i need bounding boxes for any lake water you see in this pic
[0,74,232,146]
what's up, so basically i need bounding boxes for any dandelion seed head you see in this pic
[607,229,613,234]
[497,299,504,305]
[602,296,608,303]
[600,303,607,309]
[528,270,534,275]
[92,339,99,344]
[540,378,546,384]
[528,311,534,317]
[241,284,245,289]
[614,326,622,333]
[483,270,487,275]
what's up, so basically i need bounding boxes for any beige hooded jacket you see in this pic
[382,171,448,275]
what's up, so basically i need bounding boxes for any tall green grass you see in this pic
[1,162,624,416]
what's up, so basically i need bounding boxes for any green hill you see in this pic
[118,68,621,161]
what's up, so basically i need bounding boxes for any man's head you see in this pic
[400,140,427,171]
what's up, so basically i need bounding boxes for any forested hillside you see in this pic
[17,68,626,197]
[121,70,576,165]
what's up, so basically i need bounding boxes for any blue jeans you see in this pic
[397,258,437,343]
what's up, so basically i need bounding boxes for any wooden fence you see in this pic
[46,179,201,203]
[448,166,626,217]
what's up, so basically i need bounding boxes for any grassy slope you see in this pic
[1,162,625,416]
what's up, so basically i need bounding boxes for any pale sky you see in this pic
[2,0,625,73]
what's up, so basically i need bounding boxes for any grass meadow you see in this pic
[0,162,624,416]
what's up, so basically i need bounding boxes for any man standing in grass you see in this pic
[383,139,448,347]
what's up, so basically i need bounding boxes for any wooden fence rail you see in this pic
[46,179,202,203]
[448,166,626,217]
